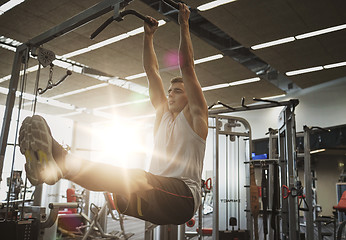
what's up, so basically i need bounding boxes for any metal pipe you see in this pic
[0,45,27,182]
[208,99,299,115]
[303,126,314,240]
[213,116,220,240]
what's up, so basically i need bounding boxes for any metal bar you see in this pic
[244,159,279,164]
[246,132,253,240]
[0,45,27,182]
[268,129,276,240]
[278,110,289,240]
[303,126,314,240]
[282,107,299,240]
[218,131,249,137]
[286,108,299,240]
[208,99,299,115]
[27,0,123,47]
[213,116,220,240]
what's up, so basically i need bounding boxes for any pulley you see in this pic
[36,47,55,67]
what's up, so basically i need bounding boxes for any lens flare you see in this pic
[163,50,180,68]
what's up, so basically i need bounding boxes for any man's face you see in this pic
[167,82,188,113]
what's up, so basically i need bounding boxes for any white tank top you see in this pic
[149,111,206,213]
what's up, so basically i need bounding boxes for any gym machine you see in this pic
[208,114,252,240]
[209,98,300,240]
[0,0,155,239]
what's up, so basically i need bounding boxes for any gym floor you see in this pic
[103,214,335,240]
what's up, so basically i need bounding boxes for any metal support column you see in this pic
[278,106,299,240]
[213,115,220,240]
[303,126,315,240]
[0,45,27,181]
[278,115,288,239]
[268,129,279,240]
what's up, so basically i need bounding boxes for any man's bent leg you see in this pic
[113,173,194,225]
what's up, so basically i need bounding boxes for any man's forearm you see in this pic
[143,33,159,73]
[179,22,195,70]
[143,32,166,109]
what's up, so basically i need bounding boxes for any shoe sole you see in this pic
[19,115,62,185]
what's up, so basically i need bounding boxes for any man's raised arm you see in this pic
[178,4,208,139]
[143,17,167,110]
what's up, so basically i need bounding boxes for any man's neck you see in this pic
[170,110,181,120]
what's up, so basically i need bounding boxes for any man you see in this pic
[19,3,208,225]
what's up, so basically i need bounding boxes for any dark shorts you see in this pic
[113,172,194,225]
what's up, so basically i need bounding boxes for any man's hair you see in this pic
[170,77,183,84]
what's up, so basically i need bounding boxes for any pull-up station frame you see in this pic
[0,0,142,182]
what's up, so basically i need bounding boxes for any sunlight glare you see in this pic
[91,119,150,169]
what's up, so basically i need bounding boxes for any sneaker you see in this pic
[19,115,63,185]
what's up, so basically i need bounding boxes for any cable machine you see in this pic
[208,98,300,240]
[208,115,252,240]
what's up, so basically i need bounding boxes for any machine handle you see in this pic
[41,202,79,229]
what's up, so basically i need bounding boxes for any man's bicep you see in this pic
[181,69,207,112]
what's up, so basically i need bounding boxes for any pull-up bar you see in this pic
[208,98,299,115]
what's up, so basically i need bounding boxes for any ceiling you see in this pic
[0,0,345,124]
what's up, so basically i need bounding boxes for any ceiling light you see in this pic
[107,77,149,95]
[229,77,260,86]
[213,104,223,108]
[92,110,113,119]
[194,54,223,64]
[0,0,25,15]
[43,98,75,110]
[51,83,108,99]
[125,54,224,81]
[286,66,323,76]
[129,113,155,120]
[197,0,237,11]
[61,20,166,59]
[0,43,16,51]
[295,24,346,40]
[202,77,260,92]
[251,37,295,50]
[324,61,346,69]
[310,149,325,154]
[0,86,76,110]
[88,34,128,50]
[0,86,8,95]
[0,65,39,83]
[125,72,147,80]
[95,98,150,110]
[261,94,286,100]
[126,20,166,36]
[127,27,144,36]
[202,83,229,91]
